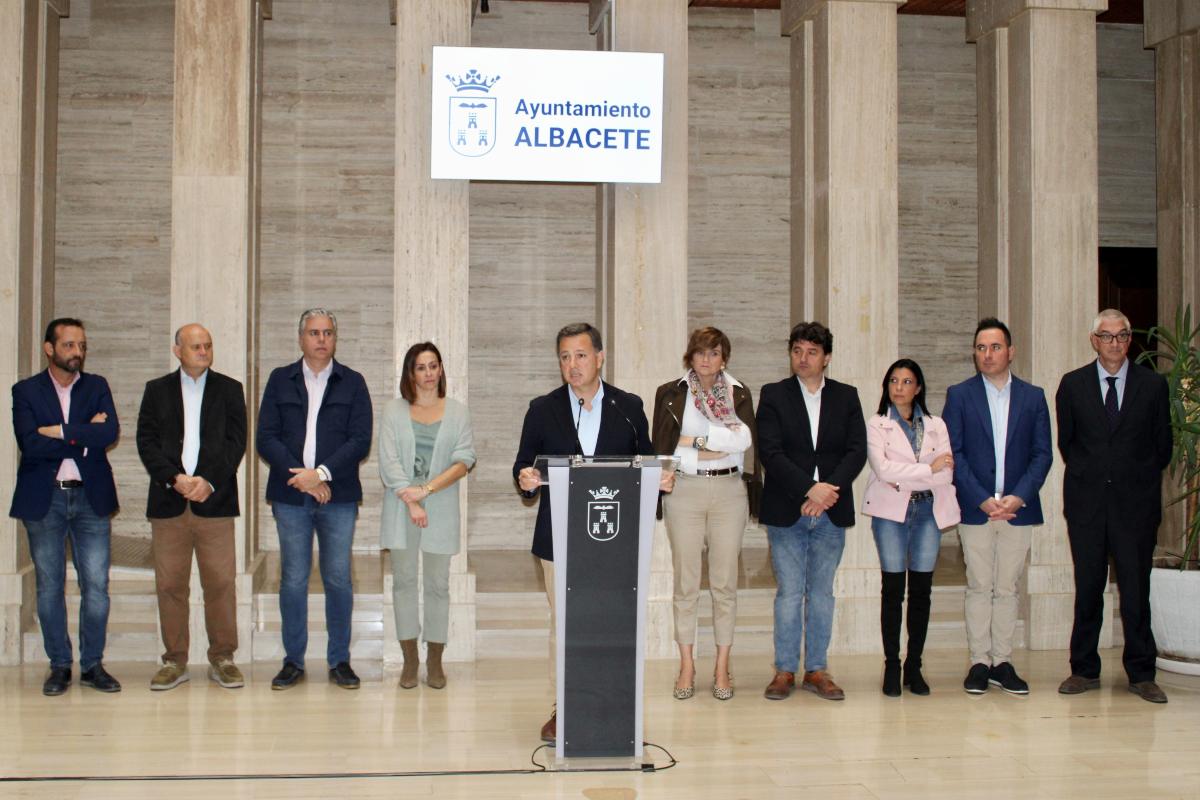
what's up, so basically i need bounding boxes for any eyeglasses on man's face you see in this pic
[1092,331,1131,344]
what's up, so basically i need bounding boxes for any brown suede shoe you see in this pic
[1058,674,1101,694]
[540,711,557,743]
[763,670,795,700]
[1128,681,1168,704]
[801,670,845,701]
[399,639,419,690]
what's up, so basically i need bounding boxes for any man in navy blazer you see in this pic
[512,322,666,744]
[1055,309,1172,703]
[257,309,372,691]
[943,317,1051,695]
[10,318,121,695]
[757,322,866,703]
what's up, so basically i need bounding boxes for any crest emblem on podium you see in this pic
[586,486,620,542]
[445,69,499,158]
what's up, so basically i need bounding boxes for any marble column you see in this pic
[1145,3,1200,553]
[783,0,903,655]
[389,1,475,665]
[975,25,1010,321]
[590,0,688,660]
[171,0,269,664]
[0,0,68,665]
[968,0,1106,651]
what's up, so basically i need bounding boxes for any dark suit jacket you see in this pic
[512,382,654,561]
[256,358,373,506]
[1056,360,1172,530]
[755,375,867,529]
[136,369,247,519]
[942,372,1052,526]
[10,370,119,521]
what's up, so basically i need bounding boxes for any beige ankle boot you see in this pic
[426,642,446,689]
[399,639,419,689]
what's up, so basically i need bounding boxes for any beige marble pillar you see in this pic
[171,0,268,665]
[783,0,902,655]
[1145,1,1200,555]
[0,0,68,665]
[590,0,688,660]
[388,1,474,665]
[969,0,1106,651]
[974,26,1010,321]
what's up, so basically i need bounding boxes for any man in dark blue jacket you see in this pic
[943,318,1052,696]
[10,318,120,695]
[257,309,372,691]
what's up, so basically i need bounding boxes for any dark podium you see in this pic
[536,454,675,764]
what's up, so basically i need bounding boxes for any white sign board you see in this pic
[430,46,664,184]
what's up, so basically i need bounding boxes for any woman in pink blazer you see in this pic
[861,359,959,698]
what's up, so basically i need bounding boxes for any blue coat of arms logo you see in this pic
[446,69,499,158]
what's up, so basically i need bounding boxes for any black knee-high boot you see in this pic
[904,570,933,695]
[881,571,906,697]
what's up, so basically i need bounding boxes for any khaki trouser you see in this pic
[662,472,748,646]
[541,558,557,697]
[959,520,1032,666]
[151,507,237,666]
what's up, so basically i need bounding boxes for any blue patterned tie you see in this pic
[1104,376,1119,430]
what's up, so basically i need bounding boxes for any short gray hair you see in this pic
[298,308,338,336]
[1091,308,1130,334]
[555,322,603,352]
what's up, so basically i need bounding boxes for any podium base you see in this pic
[541,753,645,773]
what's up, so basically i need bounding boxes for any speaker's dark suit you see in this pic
[512,382,653,561]
[755,376,867,529]
[135,369,247,519]
[1056,359,1172,683]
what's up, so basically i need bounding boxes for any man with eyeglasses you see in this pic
[943,317,1052,695]
[1055,309,1172,703]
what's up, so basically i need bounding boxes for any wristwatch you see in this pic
[693,436,707,451]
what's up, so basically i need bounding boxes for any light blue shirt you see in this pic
[982,372,1012,497]
[1096,358,1129,409]
[180,369,208,477]
[567,382,605,457]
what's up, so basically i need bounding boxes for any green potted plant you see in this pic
[1139,305,1200,675]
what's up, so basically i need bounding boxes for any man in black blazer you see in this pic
[1055,309,1172,703]
[757,322,866,702]
[512,322,669,743]
[136,324,247,691]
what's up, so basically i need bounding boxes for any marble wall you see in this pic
[50,4,1156,555]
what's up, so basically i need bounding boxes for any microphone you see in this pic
[574,396,586,456]
[609,397,642,453]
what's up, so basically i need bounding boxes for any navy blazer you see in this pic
[943,372,1052,526]
[256,359,373,506]
[511,382,654,561]
[10,370,119,521]
[136,368,247,519]
[756,375,867,529]
[1056,360,1172,530]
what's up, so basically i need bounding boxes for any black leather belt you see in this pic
[909,490,933,503]
[686,467,739,478]
[55,480,83,489]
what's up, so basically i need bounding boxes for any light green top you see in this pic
[412,420,441,482]
[378,398,475,554]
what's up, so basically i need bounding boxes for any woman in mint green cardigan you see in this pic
[379,342,475,690]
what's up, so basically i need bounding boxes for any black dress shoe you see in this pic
[988,662,1029,695]
[271,662,305,690]
[80,664,121,693]
[328,661,360,689]
[963,662,990,694]
[43,666,71,696]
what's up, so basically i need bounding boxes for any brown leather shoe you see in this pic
[399,639,419,689]
[763,670,795,700]
[1128,681,1168,704]
[540,711,557,743]
[1058,674,1101,694]
[801,670,845,701]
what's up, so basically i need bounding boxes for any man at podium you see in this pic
[513,322,671,744]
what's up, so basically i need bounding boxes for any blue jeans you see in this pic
[768,513,845,674]
[23,487,112,670]
[871,498,942,573]
[272,499,357,668]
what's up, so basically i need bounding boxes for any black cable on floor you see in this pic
[0,742,677,783]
